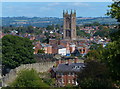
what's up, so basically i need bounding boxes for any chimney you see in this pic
[56,60,61,67]
[74,57,78,63]
[56,61,59,67]
[67,59,71,64]
[59,59,61,64]
[61,60,64,63]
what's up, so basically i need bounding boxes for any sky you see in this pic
[2,2,113,17]
[1,0,113,2]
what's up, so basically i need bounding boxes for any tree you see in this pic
[85,44,103,62]
[38,49,45,53]
[102,35,120,81]
[77,30,90,37]
[107,1,120,22]
[2,35,35,74]
[46,25,54,31]
[103,1,120,86]
[10,69,49,87]
[93,28,110,37]
[77,61,113,89]
[55,24,60,30]
[92,22,100,26]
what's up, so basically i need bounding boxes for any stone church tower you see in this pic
[63,10,76,40]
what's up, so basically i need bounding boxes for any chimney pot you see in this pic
[67,59,70,64]
[74,57,78,63]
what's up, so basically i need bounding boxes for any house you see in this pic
[50,58,84,87]
[33,42,52,54]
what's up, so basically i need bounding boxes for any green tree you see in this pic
[2,35,35,74]
[77,61,113,89]
[55,24,60,30]
[38,49,45,53]
[85,44,103,62]
[103,1,120,86]
[10,69,49,87]
[93,28,110,37]
[107,1,120,22]
[92,22,100,26]
[46,24,54,31]
[77,30,90,37]
[102,33,120,82]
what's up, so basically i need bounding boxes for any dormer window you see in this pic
[73,66,81,69]
[68,72,70,76]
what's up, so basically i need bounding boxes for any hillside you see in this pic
[1,17,118,27]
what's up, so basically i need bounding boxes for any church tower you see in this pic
[63,10,76,40]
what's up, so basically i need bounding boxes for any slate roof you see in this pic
[53,63,85,73]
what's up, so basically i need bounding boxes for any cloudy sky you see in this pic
[1,0,112,2]
[2,2,112,17]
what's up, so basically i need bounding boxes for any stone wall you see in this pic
[2,62,55,87]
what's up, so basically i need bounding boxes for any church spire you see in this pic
[71,9,72,14]
[66,10,68,14]
[63,10,65,15]
[74,10,76,15]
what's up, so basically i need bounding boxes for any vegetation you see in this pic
[85,43,103,62]
[82,28,120,88]
[38,49,45,53]
[1,1,120,88]
[39,72,55,86]
[77,1,120,88]
[107,1,120,23]
[77,61,113,89]
[77,30,90,37]
[2,35,35,74]
[102,29,120,86]
[93,28,109,37]
[10,69,49,87]
[2,25,43,35]
[1,17,118,27]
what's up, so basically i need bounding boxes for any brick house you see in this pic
[50,58,84,87]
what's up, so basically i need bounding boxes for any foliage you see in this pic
[93,28,109,37]
[42,78,55,86]
[46,24,54,31]
[102,2,120,83]
[77,61,113,89]
[78,2,120,88]
[89,43,103,50]
[76,30,90,37]
[107,1,120,23]
[39,72,55,86]
[2,17,118,28]
[38,49,45,53]
[102,35,120,80]
[85,44,103,62]
[78,78,113,89]
[10,69,49,87]
[110,28,120,41]
[0,39,1,77]
[85,50,100,62]
[2,26,43,35]
[2,35,35,74]
[83,22,100,27]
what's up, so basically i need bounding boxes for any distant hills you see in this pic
[1,17,118,27]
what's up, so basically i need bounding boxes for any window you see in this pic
[68,72,71,76]
[73,66,81,69]
[72,79,74,84]
[72,73,75,76]
[68,79,71,83]
[62,78,64,83]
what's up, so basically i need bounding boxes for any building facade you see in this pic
[50,58,84,87]
[63,10,76,40]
